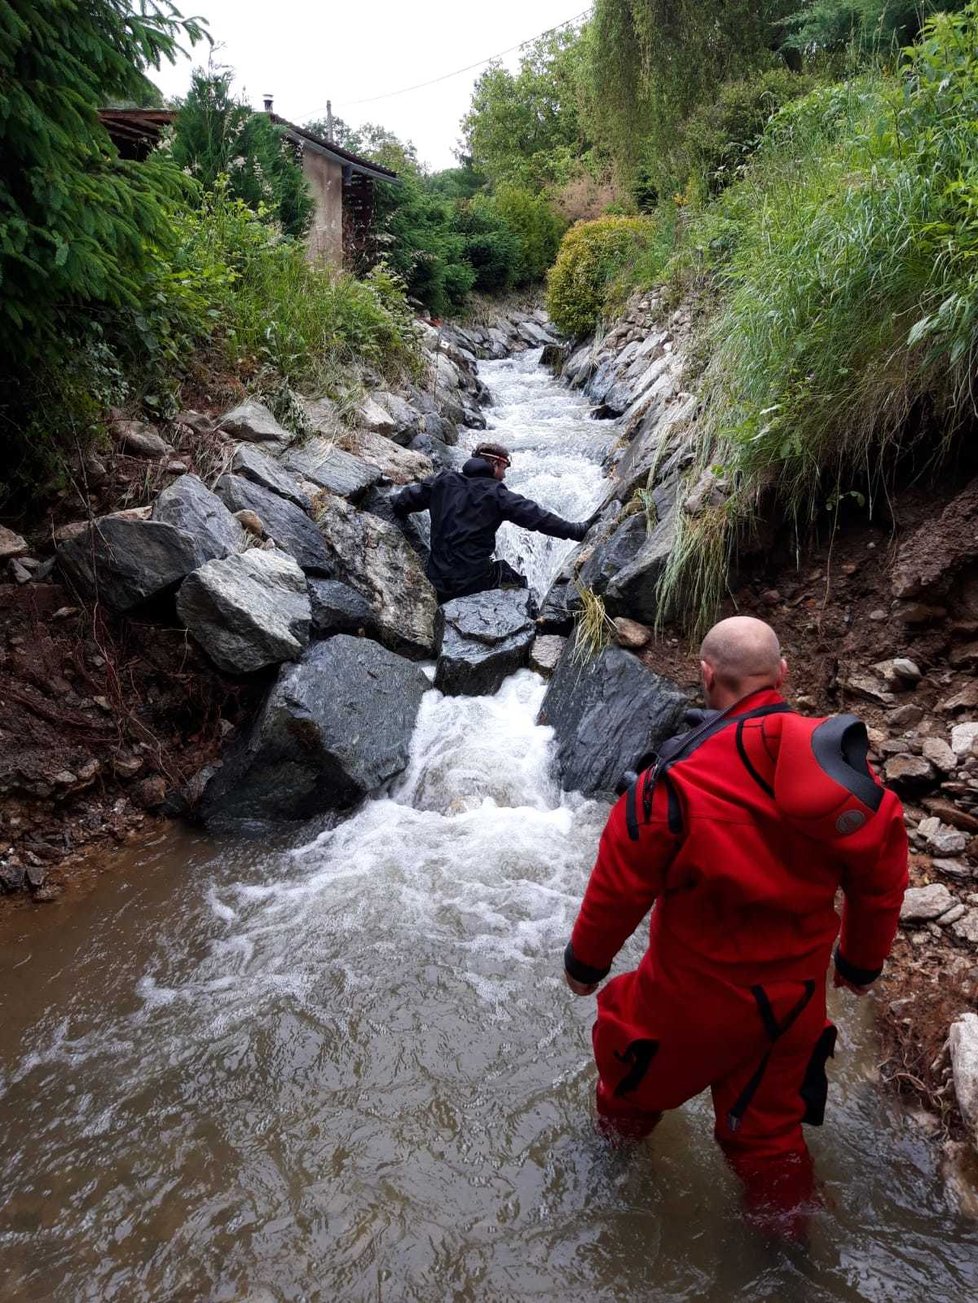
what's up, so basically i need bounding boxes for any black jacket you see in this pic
[392,456,587,596]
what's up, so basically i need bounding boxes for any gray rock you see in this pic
[921,736,958,774]
[530,634,566,676]
[215,475,330,575]
[950,1013,978,1148]
[434,590,536,697]
[177,550,311,674]
[219,400,293,446]
[952,909,978,946]
[358,395,397,437]
[928,821,969,855]
[408,432,465,471]
[0,525,28,560]
[231,444,311,510]
[603,505,678,623]
[884,753,937,794]
[900,883,954,923]
[57,516,203,611]
[283,435,382,500]
[339,427,433,485]
[307,578,379,638]
[847,673,897,707]
[152,474,247,561]
[316,493,437,655]
[375,391,421,443]
[420,412,459,447]
[200,636,429,823]
[952,722,978,757]
[539,634,689,798]
[110,419,173,458]
[937,902,968,926]
[578,515,647,595]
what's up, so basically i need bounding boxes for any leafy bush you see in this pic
[660,1,978,628]
[781,0,969,55]
[454,201,521,294]
[546,215,659,337]
[487,186,567,284]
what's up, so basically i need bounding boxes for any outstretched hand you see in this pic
[565,972,599,997]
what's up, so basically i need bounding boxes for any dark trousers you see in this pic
[436,558,528,605]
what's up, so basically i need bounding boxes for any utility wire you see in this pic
[296,7,591,119]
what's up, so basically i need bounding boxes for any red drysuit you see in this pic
[565,689,908,1232]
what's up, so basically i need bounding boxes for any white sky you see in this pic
[151,1,589,171]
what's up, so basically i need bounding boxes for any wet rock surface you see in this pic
[152,474,247,562]
[540,634,689,799]
[434,590,536,697]
[199,635,429,824]
[56,516,205,611]
[215,474,331,575]
[307,578,381,639]
[176,550,311,675]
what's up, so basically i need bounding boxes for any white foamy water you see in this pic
[0,347,976,1302]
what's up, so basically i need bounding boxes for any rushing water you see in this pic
[1,351,976,1302]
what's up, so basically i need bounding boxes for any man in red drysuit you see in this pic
[563,616,908,1234]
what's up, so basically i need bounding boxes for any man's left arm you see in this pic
[565,776,681,994]
[496,485,587,540]
[834,789,909,992]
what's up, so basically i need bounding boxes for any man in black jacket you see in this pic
[391,441,589,604]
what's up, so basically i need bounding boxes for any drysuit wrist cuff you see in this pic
[834,946,883,987]
[564,941,611,985]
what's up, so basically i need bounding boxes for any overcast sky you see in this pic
[151,1,589,171]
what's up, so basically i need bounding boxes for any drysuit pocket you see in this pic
[800,1023,838,1126]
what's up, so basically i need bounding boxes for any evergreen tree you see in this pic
[171,68,313,237]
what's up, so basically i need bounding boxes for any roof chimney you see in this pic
[263,94,273,113]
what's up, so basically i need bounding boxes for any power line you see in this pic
[296,7,591,120]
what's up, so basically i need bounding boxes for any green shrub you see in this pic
[456,201,521,294]
[546,215,658,337]
[488,186,567,284]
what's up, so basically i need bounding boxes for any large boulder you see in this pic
[199,636,429,823]
[376,391,422,443]
[603,504,678,623]
[578,515,648,594]
[307,578,381,639]
[215,474,330,575]
[283,436,382,500]
[231,443,311,510]
[434,590,536,697]
[152,473,247,561]
[176,549,311,674]
[539,634,689,798]
[337,427,433,485]
[949,1013,978,1150]
[56,515,203,611]
[316,493,437,655]
[219,400,293,447]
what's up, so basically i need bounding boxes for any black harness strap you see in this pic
[726,980,817,1133]
[735,719,775,798]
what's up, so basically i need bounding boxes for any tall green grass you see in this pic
[657,2,978,630]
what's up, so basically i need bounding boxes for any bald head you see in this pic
[699,616,787,708]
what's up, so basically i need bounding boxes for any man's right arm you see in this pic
[565,775,681,993]
[496,485,588,541]
[392,479,434,518]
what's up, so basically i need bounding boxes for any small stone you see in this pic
[952,909,978,946]
[884,753,937,794]
[937,902,968,926]
[951,642,978,669]
[110,418,173,459]
[25,863,47,890]
[900,882,954,923]
[847,672,895,706]
[132,775,166,810]
[112,756,143,779]
[9,559,31,584]
[166,460,189,474]
[933,858,974,879]
[921,737,958,774]
[760,588,781,606]
[892,657,922,682]
[612,617,652,649]
[234,509,265,538]
[530,635,567,676]
[928,822,969,856]
[92,696,112,712]
[52,770,77,787]
[887,704,924,728]
[894,602,947,625]
[939,683,978,714]
[52,606,79,621]
[869,609,888,622]
[0,525,28,560]
[952,722,978,757]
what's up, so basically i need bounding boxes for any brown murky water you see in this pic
[2,355,976,1301]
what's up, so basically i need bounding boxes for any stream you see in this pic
[1,350,977,1301]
